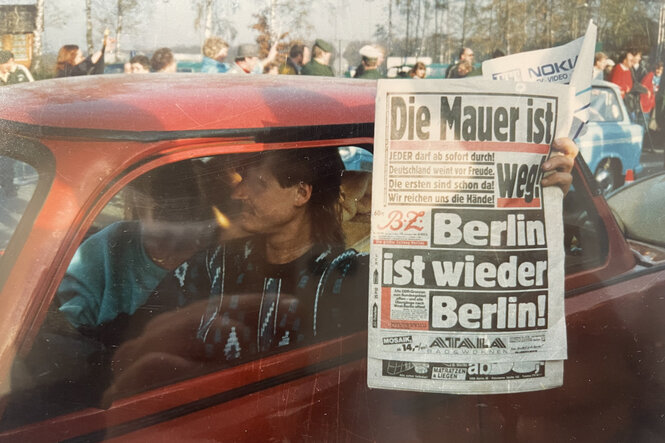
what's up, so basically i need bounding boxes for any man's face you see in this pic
[163,60,178,73]
[462,49,474,63]
[0,59,12,75]
[302,47,311,65]
[74,50,85,65]
[245,56,259,71]
[231,161,303,235]
[633,53,642,66]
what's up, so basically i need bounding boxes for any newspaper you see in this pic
[367,78,573,394]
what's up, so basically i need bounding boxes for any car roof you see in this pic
[591,79,622,93]
[0,75,377,140]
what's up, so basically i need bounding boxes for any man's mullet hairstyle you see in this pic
[266,148,345,247]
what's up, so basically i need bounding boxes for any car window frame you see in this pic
[0,135,55,294]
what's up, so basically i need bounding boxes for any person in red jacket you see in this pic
[641,62,663,152]
[610,50,634,99]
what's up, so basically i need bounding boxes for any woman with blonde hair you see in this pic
[201,36,230,73]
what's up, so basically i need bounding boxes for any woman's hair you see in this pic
[202,36,228,59]
[55,45,79,73]
[409,62,426,77]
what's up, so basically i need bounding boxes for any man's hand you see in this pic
[541,137,578,195]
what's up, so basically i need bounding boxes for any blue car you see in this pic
[574,80,644,194]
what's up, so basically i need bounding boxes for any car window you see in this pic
[587,86,624,122]
[562,164,609,275]
[1,146,372,429]
[0,155,39,260]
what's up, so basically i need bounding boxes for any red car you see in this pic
[0,75,663,442]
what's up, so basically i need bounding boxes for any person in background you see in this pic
[201,36,229,73]
[227,44,261,74]
[409,61,427,79]
[611,51,635,99]
[263,62,279,75]
[151,48,177,73]
[301,39,334,77]
[593,52,608,80]
[279,44,309,75]
[603,58,615,80]
[127,55,150,74]
[632,50,647,83]
[449,60,472,78]
[55,36,112,77]
[445,47,474,78]
[0,50,33,85]
[57,162,219,330]
[640,61,663,152]
[354,45,383,79]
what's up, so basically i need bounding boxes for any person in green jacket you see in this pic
[354,45,383,80]
[301,39,334,77]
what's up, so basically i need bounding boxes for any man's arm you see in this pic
[17,64,33,82]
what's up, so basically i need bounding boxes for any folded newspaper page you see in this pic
[367,78,573,394]
[482,20,597,139]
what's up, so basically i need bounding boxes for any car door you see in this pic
[576,83,643,192]
[0,137,379,442]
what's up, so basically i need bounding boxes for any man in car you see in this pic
[149,147,367,361]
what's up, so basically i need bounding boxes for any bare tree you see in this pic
[85,0,93,53]
[33,0,44,71]
[194,0,239,43]
[113,0,140,59]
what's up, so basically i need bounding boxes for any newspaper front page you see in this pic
[367,79,573,394]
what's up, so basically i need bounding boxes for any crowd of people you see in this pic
[599,49,663,151]
[1,36,663,144]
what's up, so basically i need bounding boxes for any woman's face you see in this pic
[74,50,85,65]
[416,67,426,78]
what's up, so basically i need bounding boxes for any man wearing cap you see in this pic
[0,50,33,86]
[228,44,260,74]
[301,39,334,77]
[354,45,383,80]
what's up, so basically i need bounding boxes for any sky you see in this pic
[3,0,389,54]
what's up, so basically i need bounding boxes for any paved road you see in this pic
[638,148,664,178]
